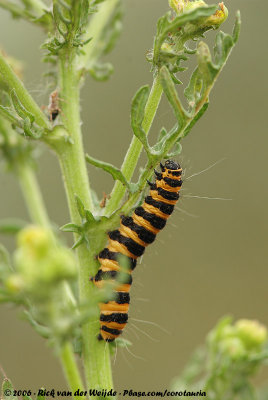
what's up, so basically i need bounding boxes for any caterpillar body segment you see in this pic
[91,160,183,342]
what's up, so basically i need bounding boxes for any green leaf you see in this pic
[23,395,32,400]
[131,85,150,130]
[74,194,95,223]
[184,67,199,105]
[2,378,17,400]
[197,42,218,93]
[60,223,81,233]
[0,218,27,235]
[75,195,86,219]
[23,117,42,139]
[36,388,46,400]
[0,244,11,271]
[72,236,85,249]
[160,66,186,127]
[102,1,123,55]
[10,89,35,124]
[53,3,69,37]
[166,141,182,158]
[23,311,50,339]
[182,102,209,138]
[153,5,218,66]
[78,0,90,28]
[158,127,181,157]
[86,154,130,189]
[0,106,19,125]
[232,11,241,44]
[109,337,132,356]
[89,62,114,81]
[131,85,151,152]
[85,210,95,224]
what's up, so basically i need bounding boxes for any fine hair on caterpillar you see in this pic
[91,160,183,342]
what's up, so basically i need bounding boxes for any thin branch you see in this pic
[0,51,50,130]
[59,342,85,397]
[0,1,30,19]
[79,0,121,71]
[104,74,163,216]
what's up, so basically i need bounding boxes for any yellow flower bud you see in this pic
[17,225,51,259]
[220,337,246,360]
[205,2,228,27]
[235,319,268,348]
[5,274,24,294]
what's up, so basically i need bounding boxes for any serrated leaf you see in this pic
[78,0,89,28]
[233,11,241,44]
[0,244,11,271]
[183,102,209,138]
[23,311,50,339]
[23,117,41,139]
[85,210,95,224]
[89,62,113,81]
[86,154,130,188]
[0,106,19,125]
[75,195,86,219]
[153,5,218,66]
[131,85,151,151]
[0,218,27,235]
[72,236,85,249]
[160,66,186,127]
[158,127,168,142]
[213,32,234,68]
[53,4,69,37]
[152,124,177,155]
[197,42,218,84]
[60,223,81,233]
[102,1,123,55]
[158,128,181,157]
[23,395,32,400]
[2,378,17,400]
[36,388,46,400]
[184,67,199,104]
[10,89,35,124]
[114,337,132,348]
[166,141,182,158]
[170,73,183,85]
[131,85,149,129]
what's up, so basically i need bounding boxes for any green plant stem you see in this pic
[21,0,48,16]
[105,74,163,216]
[56,48,114,397]
[79,0,120,71]
[0,52,50,130]
[59,342,85,397]
[17,162,51,230]
[16,157,85,396]
[0,1,28,18]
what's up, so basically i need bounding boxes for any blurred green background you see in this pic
[0,0,267,393]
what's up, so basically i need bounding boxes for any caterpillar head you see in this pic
[164,160,180,170]
[160,160,181,172]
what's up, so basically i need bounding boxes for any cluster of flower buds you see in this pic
[6,226,77,299]
[208,316,267,368]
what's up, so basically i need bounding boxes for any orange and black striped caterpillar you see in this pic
[91,160,183,342]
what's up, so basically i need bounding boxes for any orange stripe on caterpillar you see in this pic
[91,160,183,342]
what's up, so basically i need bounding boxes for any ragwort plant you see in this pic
[172,317,268,399]
[0,0,241,397]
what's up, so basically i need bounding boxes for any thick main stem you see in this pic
[57,49,114,397]
[105,74,163,216]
